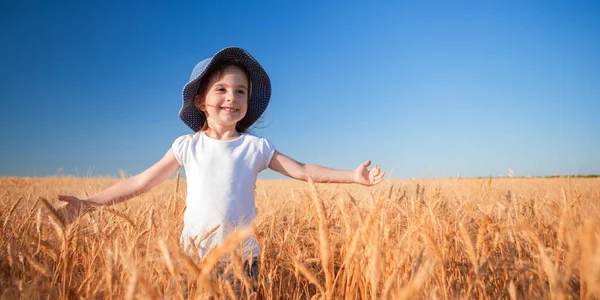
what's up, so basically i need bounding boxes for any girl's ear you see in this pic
[194,95,206,111]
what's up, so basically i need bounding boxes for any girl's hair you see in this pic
[195,62,252,132]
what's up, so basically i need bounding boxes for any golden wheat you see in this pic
[0,176,599,299]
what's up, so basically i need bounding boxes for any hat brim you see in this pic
[179,47,271,132]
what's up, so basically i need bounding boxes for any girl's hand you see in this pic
[56,195,95,224]
[353,160,385,186]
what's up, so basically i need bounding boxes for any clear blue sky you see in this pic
[1,1,598,179]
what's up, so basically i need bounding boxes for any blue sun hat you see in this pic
[179,47,271,132]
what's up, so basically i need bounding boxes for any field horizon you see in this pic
[2,173,599,180]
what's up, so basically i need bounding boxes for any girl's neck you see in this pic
[204,126,241,140]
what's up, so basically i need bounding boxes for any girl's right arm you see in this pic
[56,148,181,221]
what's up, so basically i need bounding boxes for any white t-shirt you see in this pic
[172,131,276,259]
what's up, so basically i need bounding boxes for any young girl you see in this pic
[57,46,385,263]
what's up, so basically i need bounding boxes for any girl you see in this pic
[57,46,385,263]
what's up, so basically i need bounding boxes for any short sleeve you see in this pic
[172,135,191,166]
[260,138,276,171]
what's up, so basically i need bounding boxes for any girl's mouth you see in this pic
[221,107,239,112]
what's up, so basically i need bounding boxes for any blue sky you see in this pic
[1,1,598,179]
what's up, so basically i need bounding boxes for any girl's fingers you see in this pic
[58,195,78,204]
[371,166,380,176]
[369,171,386,185]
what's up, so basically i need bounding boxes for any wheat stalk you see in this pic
[200,226,253,278]
[342,195,385,268]
[38,197,65,230]
[102,207,137,229]
[307,178,334,300]
[3,197,22,228]
[293,256,324,294]
[24,254,51,278]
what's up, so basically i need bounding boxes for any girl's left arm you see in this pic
[268,150,385,186]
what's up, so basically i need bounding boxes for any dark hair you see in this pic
[195,62,252,132]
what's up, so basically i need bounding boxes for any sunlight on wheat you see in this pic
[0,176,599,299]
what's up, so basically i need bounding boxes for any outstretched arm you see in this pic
[268,150,385,186]
[56,148,181,222]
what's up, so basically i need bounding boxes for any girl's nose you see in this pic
[226,91,237,102]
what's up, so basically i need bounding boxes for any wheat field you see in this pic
[0,175,599,299]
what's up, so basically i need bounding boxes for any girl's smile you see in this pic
[203,104,241,113]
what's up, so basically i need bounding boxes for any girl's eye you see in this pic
[237,90,246,95]
[216,87,225,91]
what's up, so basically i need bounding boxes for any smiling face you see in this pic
[194,65,250,131]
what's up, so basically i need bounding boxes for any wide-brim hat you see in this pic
[179,47,271,132]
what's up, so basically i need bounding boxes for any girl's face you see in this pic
[196,66,249,130]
